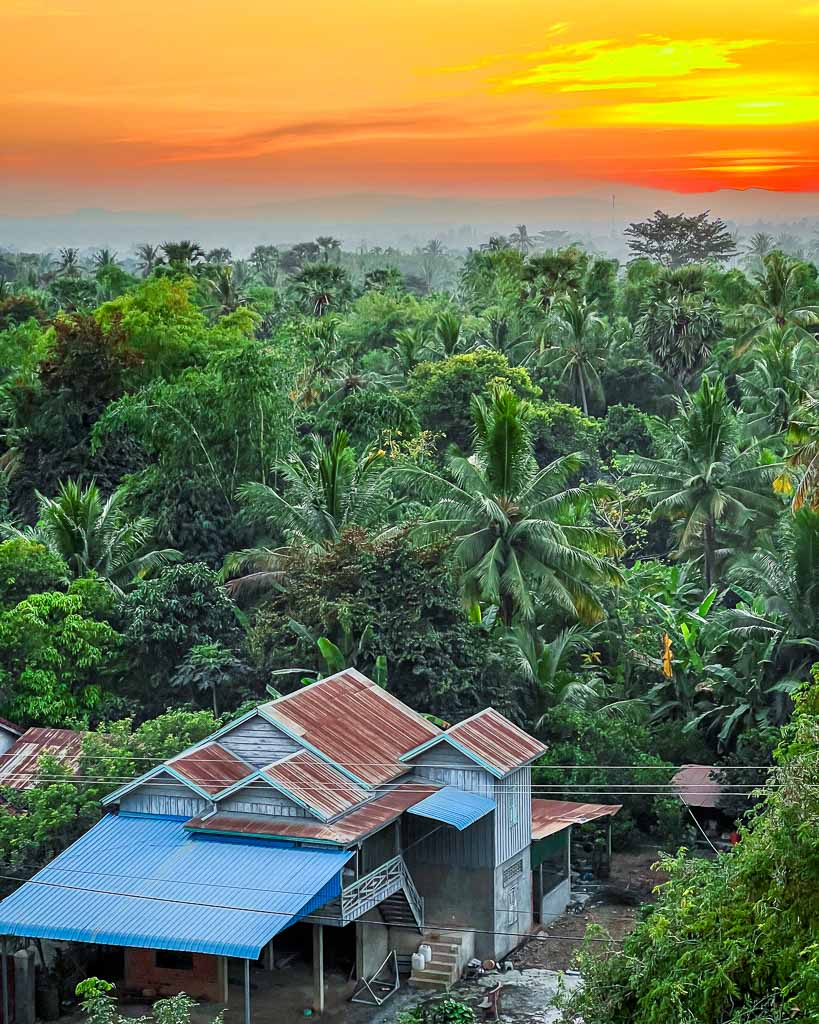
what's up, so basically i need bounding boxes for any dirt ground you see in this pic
[511,849,667,973]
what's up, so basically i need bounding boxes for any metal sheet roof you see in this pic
[263,669,441,787]
[187,781,442,846]
[402,709,546,778]
[407,785,495,831]
[0,718,22,737]
[261,750,369,821]
[0,728,83,790]
[531,799,622,840]
[169,742,251,796]
[0,813,351,959]
[672,765,722,809]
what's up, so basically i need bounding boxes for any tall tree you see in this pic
[627,376,780,589]
[1,480,179,592]
[543,293,607,414]
[396,385,621,625]
[625,210,737,268]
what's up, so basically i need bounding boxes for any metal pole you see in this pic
[312,924,324,1016]
[243,958,250,1024]
[2,937,9,1024]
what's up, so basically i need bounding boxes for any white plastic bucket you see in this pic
[411,952,426,972]
[418,943,432,965]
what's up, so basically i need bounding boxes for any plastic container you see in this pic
[411,952,426,973]
[418,943,432,965]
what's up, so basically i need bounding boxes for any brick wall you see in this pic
[123,949,227,1003]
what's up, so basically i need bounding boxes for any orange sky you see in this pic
[2,0,818,213]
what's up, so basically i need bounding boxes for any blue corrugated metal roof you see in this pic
[0,813,351,959]
[407,785,495,831]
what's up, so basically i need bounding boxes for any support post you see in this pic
[243,958,250,1024]
[313,924,324,1016]
[607,818,613,875]
[2,937,9,1024]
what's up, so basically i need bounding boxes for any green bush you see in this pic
[528,400,602,470]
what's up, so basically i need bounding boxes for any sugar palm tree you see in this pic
[225,431,392,596]
[160,240,205,272]
[395,385,622,625]
[542,294,607,415]
[627,376,780,589]
[1,480,180,593]
[315,236,342,263]
[637,266,722,391]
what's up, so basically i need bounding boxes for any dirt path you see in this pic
[512,849,667,972]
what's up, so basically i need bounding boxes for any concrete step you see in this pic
[426,960,458,975]
[408,976,452,992]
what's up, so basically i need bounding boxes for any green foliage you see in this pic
[0,537,69,607]
[0,580,122,726]
[398,998,476,1024]
[250,529,526,722]
[528,400,602,469]
[600,404,657,461]
[121,563,245,715]
[76,980,223,1024]
[407,350,540,450]
[562,675,819,1024]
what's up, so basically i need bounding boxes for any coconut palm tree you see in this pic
[743,231,774,267]
[135,244,162,277]
[225,431,392,596]
[728,508,819,675]
[513,624,607,727]
[390,326,430,376]
[510,225,536,255]
[542,294,607,415]
[202,264,251,317]
[786,395,819,512]
[431,310,464,357]
[1,480,180,593]
[395,385,622,625]
[249,244,280,286]
[92,248,119,270]
[626,376,780,589]
[740,252,819,349]
[53,247,82,278]
[737,330,811,436]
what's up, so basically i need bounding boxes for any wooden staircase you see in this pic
[409,935,464,992]
[379,889,422,930]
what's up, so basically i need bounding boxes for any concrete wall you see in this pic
[540,878,571,925]
[492,848,533,960]
[123,949,228,1003]
[355,909,389,980]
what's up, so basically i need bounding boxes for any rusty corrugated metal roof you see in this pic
[169,742,251,796]
[531,798,622,839]
[0,718,22,737]
[446,708,546,777]
[261,750,369,820]
[263,669,441,787]
[672,764,722,809]
[187,780,442,845]
[0,728,83,790]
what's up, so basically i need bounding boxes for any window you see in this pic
[155,951,194,971]
[502,858,524,887]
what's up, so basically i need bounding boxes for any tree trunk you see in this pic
[578,373,589,416]
[703,518,716,590]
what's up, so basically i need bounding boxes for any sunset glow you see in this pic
[1,0,818,213]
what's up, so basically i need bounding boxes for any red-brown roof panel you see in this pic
[531,798,622,840]
[672,764,722,809]
[0,728,82,790]
[186,780,441,845]
[170,742,251,795]
[262,750,368,820]
[448,708,546,777]
[264,669,440,787]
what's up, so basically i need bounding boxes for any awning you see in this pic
[407,785,495,831]
[0,813,352,959]
[531,799,622,840]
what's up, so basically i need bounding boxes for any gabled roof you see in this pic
[187,780,442,846]
[261,669,441,787]
[0,728,83,790]
[261,750,369,821]
[401,708,546,778]
[531,799,621,840]
[169,742,251,796]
